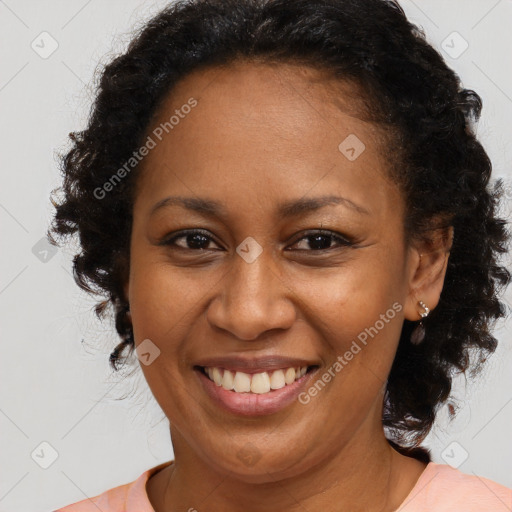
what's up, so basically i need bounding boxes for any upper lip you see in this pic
[194,355,319,374]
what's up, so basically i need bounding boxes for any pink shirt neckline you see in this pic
[56,459,512,511]
[126,460,446,510]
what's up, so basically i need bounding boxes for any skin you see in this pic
[124,60,452,512]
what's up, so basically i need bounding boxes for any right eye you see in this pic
[160,229,223,251]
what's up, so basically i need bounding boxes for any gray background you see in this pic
[1,1,511,510]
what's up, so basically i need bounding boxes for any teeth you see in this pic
[251,372,270,394]
[270,369,285,390]
[204,366,309,394]
[284,367,296,385]
[221,369,235,391]
[233,371,251,393]
[212,367,223,386]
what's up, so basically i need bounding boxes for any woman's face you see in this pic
[126,61,421,480]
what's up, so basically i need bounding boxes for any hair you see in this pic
[49,0,510,462]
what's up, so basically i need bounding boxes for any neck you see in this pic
[154,419,427,512]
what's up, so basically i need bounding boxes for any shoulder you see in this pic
[54,481,132,512]
[55,482,134,512]
[398,462,512,512]
[53,461,174,512]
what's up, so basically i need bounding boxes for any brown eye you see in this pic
[160,229,222,251]
[289,230,354,251]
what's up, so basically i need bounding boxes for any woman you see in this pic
[49,0,511,510]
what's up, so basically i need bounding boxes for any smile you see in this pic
[195,364,319,416]
[202,366,309,394]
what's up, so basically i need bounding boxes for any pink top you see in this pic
[54,460,512,511]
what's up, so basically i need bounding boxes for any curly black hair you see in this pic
[48,0,510,462]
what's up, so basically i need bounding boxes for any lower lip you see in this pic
[196,368,318,416]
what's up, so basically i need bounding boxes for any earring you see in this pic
[410,300,429,345]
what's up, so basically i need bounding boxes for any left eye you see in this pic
[289,231,353,251]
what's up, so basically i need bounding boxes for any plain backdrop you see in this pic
[1,1,511,510]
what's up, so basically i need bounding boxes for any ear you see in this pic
[403,224,454,321]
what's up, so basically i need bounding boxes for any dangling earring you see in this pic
[410,300,429,345]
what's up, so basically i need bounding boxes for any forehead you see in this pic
[134,60,398,216]
[151,59,379,140]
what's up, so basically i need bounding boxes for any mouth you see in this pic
[199,365,313,393]
[194,363,320,416]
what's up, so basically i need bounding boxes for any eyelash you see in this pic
[159,228,355,252]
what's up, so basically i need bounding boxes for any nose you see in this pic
[206,249,296,341]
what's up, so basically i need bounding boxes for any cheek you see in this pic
[127,273,188,408]
[128,254,207,339]
[290,250,405,376]
[127,260,197,411]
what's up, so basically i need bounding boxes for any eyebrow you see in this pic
[149,194,370,218]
